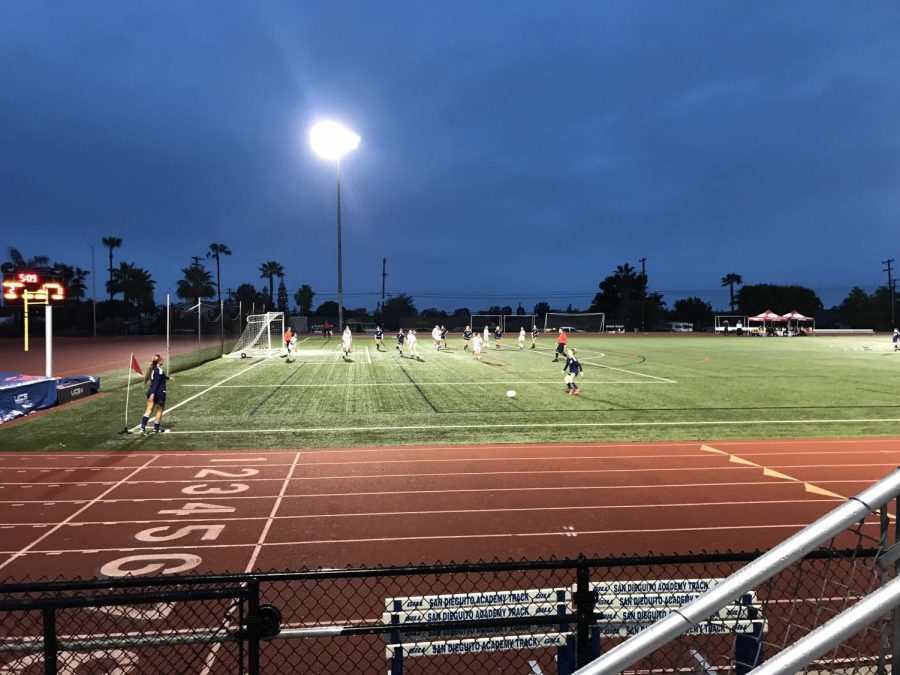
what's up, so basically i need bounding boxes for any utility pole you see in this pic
[639,257,647,332]
[381,257,387,312]
[884,258,896,328]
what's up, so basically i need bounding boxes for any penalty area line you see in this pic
[165,417,900,434]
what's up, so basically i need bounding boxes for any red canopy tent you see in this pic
[748,309,784,322]
[780,310,815,335]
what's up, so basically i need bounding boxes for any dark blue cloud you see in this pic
[2,1,898,311]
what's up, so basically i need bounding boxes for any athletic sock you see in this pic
[141,416,149,430]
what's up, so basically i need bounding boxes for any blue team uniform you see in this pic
[146,365,167,403]
[397,331,405,345]
[375,328,384,340]
[532,327,539,339]
[494,328,502,340]
[564,355,582,376]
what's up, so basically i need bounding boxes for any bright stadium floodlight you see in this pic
[309,120,360,333]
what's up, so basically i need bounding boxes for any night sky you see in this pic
[2,2,899,313]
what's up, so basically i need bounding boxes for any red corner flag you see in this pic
[130,353,143,376]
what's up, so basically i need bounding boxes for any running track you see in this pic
[1,438,898,582]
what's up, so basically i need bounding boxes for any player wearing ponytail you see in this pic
[139,354,169,434]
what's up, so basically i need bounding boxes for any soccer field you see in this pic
[2,334,898,451]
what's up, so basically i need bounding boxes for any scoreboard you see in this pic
[2,268,65,304]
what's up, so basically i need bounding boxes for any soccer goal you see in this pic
[225,312,285,358]
[501,314,536,333]
[543,312,606,333]
[469,314,501,332]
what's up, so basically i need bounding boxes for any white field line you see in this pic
[137,355,273,432]
[177,380,673,387]
[365,346,372,364]
[580,359,676,383]
[244,451,301,572]
[163,417,900,434]
[0,455,160,572]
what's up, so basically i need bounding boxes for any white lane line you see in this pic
[0,499,841,526]
[365,346,372,365]
[0,455,160,572]
[244,451,302,572]
[164,418,900,434]
[3,521,883,555]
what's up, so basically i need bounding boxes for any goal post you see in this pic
[469,314,501,332]
[501,314,536,333]
[543,312,606,333]
[225,312,285,358]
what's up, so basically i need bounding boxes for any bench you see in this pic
[383,578,765,674]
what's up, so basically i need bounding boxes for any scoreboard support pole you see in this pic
[45,305,53,377]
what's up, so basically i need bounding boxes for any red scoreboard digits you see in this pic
[2,269,65,303]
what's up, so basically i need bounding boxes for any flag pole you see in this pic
[120,352,133,434]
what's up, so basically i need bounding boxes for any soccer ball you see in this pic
[506,390,516,398]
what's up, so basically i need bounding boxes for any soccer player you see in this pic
[472,332,483,360]
[408,329,421,360]
[440,325,448,350]
[283,326,293,352]
[563,347,583,395]
[894,328,899,352]
[396,328,405,356]
[287,333,298,362]
[139,354,169,434]
[531,325,539,349]
[483,325,490,350]
[431,324,442,350]
[518,326,526,350]
[374,325,385,351]
[494,325,503,349]
[341,326,352,361]
[462,325,472,350]
[553,327,568,362]
[322,320,332,339]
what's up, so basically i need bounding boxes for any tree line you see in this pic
[2,242,896,333]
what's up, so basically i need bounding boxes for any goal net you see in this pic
[501,314,536,333]
[469,314,501,332]
[543,312,606,333]
[225,312,285,358]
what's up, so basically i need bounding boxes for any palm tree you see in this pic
[6,247,51,269]
[258,260,284,309]
[56,264,89,301]
[177,263,215,303]
[101,237,122,301]
[294,284,315,315]
[206,243,231,304]
[720,273,743,312]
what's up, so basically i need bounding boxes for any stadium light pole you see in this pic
[309,120,361,332]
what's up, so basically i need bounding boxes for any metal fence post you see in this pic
[42,607,58,675]
[573,555,598,667]
[245,579,261,675]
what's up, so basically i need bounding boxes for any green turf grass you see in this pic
[2,334,898,451]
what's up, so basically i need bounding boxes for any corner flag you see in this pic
[130,353,143,376]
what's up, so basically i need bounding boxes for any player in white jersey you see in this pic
[472,333,483,360]
[287,333,298,362]
[431,325,442,350]
[408,329,421,360]
[518,327,526,349]
[341,326,352,361]
[483,325,490,349]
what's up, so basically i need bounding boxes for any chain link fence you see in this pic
[1,539,896,674]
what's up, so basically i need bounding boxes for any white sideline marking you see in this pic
[365,346,372,364]
[163,417,900,434]
[177,380,672,387]
[132,357,271,432]
[0,455,159,572]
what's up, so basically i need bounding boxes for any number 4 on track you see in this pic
[158,502,236,516]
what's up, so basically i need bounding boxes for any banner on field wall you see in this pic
[0,373,57,424]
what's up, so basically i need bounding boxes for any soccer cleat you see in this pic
[573,388,582,395]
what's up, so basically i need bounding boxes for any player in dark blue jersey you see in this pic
[374,326,385,351]
[563,348,583,395]
[494,326,503,349]
[462,326,472,350]
[440,325,448,350]
[531,325,539,349]
[396,328,405,356]
[139,354,169,433]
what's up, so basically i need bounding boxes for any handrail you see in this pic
[573,468,900,675]
[747,573,900,674]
